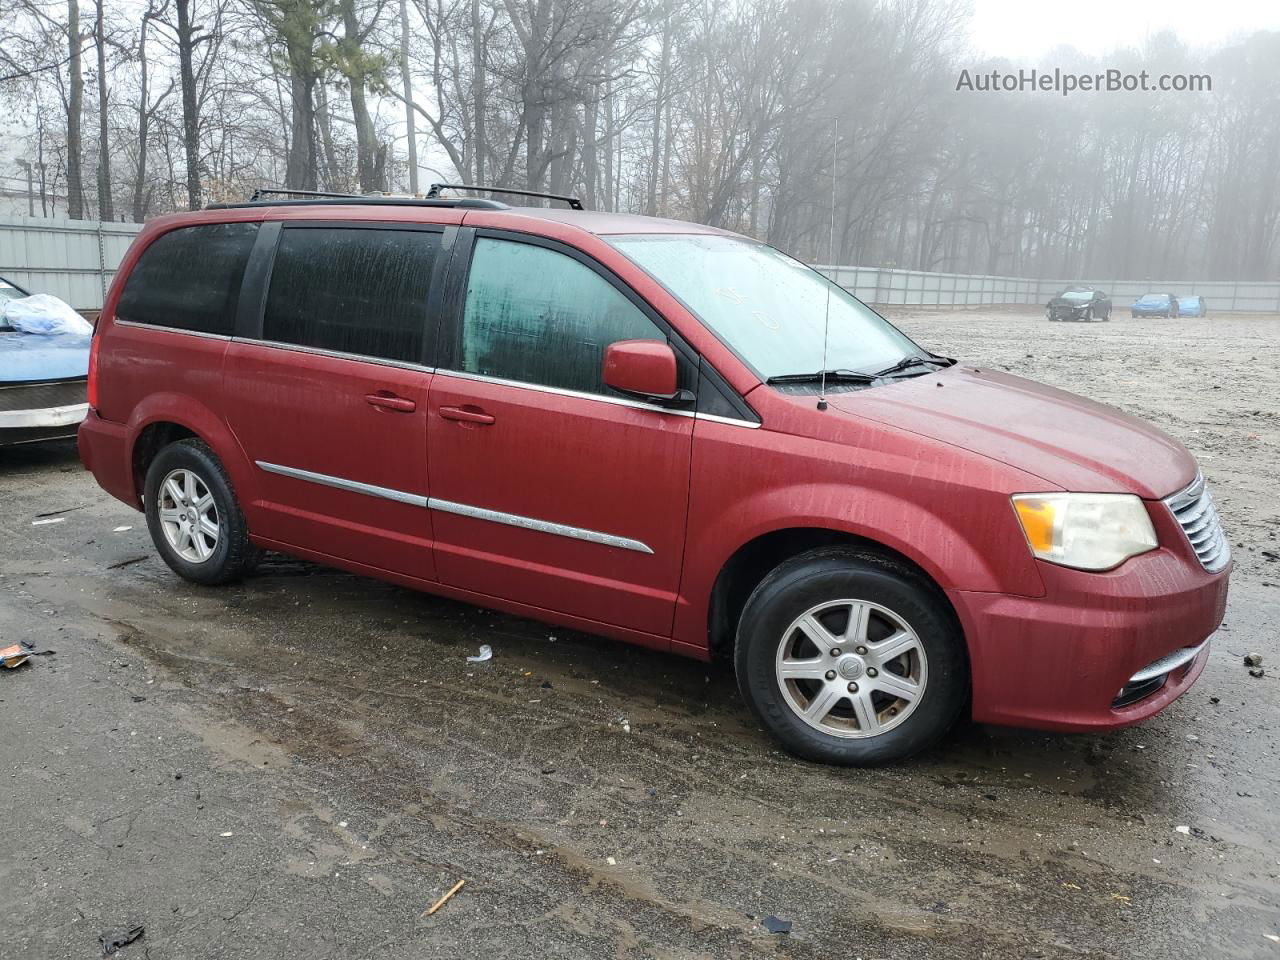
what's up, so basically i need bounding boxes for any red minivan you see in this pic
[78,191,1230,764]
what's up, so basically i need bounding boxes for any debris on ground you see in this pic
[31,517,66,526]
[423,878,465,916]
[1,644,32,669]
[99,925,144,955]
[107,556,149,570]
[1250,667,1266,678]
[465,644,493,663]
[1175,825,1191,835]
[1244,652,1263,667]
[763,915,792,934]
[113,525,132,532]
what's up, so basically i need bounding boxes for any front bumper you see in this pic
[952,542,1229,732]
[1047,305,1090,320]
[0,403,89,444]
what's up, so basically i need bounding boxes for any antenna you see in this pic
[817,116,837,412]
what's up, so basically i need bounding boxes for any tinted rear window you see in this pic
[262,227,439,364]
[115,222,259,335]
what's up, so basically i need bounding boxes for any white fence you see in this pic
[0,217,1276,313]
[0,216,142,309]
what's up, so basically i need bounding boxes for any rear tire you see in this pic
[734,547,968,765]
[144,439,260,585]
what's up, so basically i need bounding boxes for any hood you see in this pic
[0,330,92,383]
[828,367,1195,499]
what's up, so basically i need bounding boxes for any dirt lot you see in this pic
[2,310,1278,960]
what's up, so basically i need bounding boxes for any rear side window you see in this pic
[459,237,662,395]
[116,222,259,335]
[263,227,439,363]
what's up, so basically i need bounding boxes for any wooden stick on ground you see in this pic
[424,878,466,916]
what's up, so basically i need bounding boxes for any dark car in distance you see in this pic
[1046,287,1111,322]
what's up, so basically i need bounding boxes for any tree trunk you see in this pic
[646,12,671,217]
[399,0,417,192]
[175,0,201,209]
[339,0,381,192]
[315,82,340,189]
[285,68,317,190]
[66,0,85,219]
[471,0,486,184]
[132,9,151,221]
[94,0,113,220]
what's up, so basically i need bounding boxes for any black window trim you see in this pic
[438,226,759,424]
[238,219,452,370]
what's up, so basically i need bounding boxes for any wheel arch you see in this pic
[706,526,965,664]
[126,394,252,507]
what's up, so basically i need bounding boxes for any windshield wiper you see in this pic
[766,369,878,385]
[872,354,953,378]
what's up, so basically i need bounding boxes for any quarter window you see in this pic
[458,237,664,395]
[116,222,259,335]
[263,227,439,363]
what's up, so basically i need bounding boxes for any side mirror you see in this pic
[603,339,681,401]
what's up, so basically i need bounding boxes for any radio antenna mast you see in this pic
[818,116,837,412]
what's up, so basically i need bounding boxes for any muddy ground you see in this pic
[1,309,1277,960]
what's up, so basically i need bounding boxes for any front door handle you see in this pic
[439,405,496,425]
[365,392,417,413]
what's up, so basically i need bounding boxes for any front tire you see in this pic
[735,547,968,765]
[144,439,260,585]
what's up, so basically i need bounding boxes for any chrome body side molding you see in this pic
[254,461,654,554]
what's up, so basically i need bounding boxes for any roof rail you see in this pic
[249,187,361,202]
[206,191,510,211]
[426,182,584,211]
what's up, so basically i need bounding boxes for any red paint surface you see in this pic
[79,203,1230,734]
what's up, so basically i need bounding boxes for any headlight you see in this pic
[1012,493,1158,571]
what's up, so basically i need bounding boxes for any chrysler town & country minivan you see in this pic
[78,191,1230,764]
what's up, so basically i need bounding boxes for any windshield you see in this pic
[1138,294,1168,304]
[608,234,919,381]
[1059,290,1092,302]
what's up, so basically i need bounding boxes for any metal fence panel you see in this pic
[812,265,1280,313]
[0,216,143,309]
[2,219,1276,313]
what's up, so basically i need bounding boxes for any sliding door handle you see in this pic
[439,405,496,425]
[365,392,417,413]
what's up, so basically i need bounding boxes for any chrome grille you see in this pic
[1164,474,1230,573]
[0,379,88,412]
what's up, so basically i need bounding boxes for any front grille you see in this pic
[1164,475,1230,573]
[0,379,87,412]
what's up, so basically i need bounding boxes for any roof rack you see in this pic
[206,188,509,211]
[426,182,584,210]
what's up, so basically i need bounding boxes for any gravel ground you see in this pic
[1,309,1277,960]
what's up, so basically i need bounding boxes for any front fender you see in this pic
[673,467,1047,654]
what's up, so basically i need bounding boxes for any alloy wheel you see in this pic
[157,468,220,563]
[774,599,928,738]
